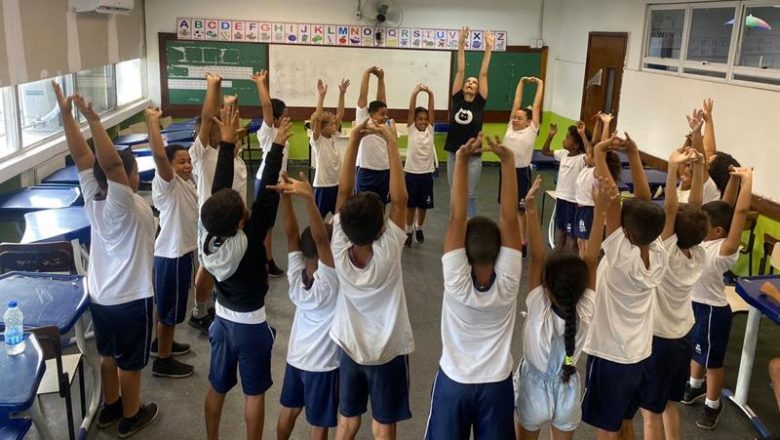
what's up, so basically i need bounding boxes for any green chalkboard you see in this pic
[164,38,267,106]
[452,51,543,111]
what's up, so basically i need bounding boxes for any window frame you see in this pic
[731,0,780,84]
[643,4,690,73]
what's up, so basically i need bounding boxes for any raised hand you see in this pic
[274,117,293,145]
[362,119,398,143]
[599,112,614,125]
[51,81,72,114]
[251,69,269,84]
[576,120,587,138]
[317,79,328,97]
[485,135,512,161]
[548,122,558,137]
[456,134,483,159]
[338,78,350,94]
[459,26,470,46]
[687,109,704,132]
[206,73,222,85]
[525,175,543,205]
[593,175,620,208]
[144,106,163,123]
[485,31,495,50]
[623,132,638,153]
[669,148,695,165]
[213,104,240,143]
[592,111,603,121]
[702,98,714,122]
[729,166,753,179]
[73,94,99,122]
[268,170,314,199]
[223,94,238,108]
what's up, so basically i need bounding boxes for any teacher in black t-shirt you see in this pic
[444,26,494,218]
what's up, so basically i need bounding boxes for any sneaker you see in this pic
[97,397,122,428]
[117,403,159,438]
[415,229,424,244]
[152,357,194,378]
[682,381,707,405]
[150,339,190,357]
[267,260,285,278]
[188,313,213,335]
[696,402,723,430]
[405,233,413,247]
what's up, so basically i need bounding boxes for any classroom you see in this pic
[0,0,779,439]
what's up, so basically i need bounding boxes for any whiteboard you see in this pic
[269,45,451,110]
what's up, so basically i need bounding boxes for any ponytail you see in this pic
[561,306,578,383]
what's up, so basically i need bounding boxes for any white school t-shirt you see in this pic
[190,137,247,206]
[310,134,341,188]
[575,167,596,207]
[79,170,155,306]
[404,125,437,174]
[583,229,669,364]
[286,252,340,372]
[152,174,198,258]
[653,235,706,339]
[329,214,414,365]
[690,239,739,307]
[354,106,389,171]
[678,177,721,204]
[553,150,586,203]
[254,121,289,180]
[503,121,537,168]
[523,285,596,373]
[440,247,522,384]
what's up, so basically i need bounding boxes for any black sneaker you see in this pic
[267,260,285,278]
[152,357,194,378]
[97,397,122,428]
[150,339,191,357]
[118,403,159,438]
[415,229,424,244]
[405,233,413,247]
[696,403,723,430]
[188,313,213,335]
[682,381,707,405]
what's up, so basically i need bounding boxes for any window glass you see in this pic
[117,58,143,105]
[647,9,686,59]
[686,7,737,64]
[737,6,780,70]
[76,65,116,120]
[19,76,73,147]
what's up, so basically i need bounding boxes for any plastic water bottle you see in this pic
[3,301,25,356]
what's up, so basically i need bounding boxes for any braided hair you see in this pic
[543,252,589,382]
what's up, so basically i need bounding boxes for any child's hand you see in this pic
[548,123,558,137]
[729,166,753,180]
[591,111,603,121]
[528,77,543,85]
[213,105,240,143]
[317,79,327,97]
[274,117,293,145]
[362,119,397,143]
[223,95,238,108]
[459,26,470,47]
[268,171,314,200]
[760,281,780,305]
[485,31,495,50]
[369,66,384,79]
[251,69,269,84]
[73,94,99,122]
[51,81,72,114]
[338,78,350,94]
[593,176,620,208]
[669,148,694,165]
[419,84,431,94]
[686,109,704,132]
[456,135,483,159]
[599,112,614,125]
[485,135,511,161]
[623,132,638,153]
[576,120,587,137]
[702,98,714,122]
[206,73,222,85]
[525,175,543,206]
[144,106,162,122]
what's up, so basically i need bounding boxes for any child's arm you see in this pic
[210,105,241,194]
[408,84,422,127]
[591,113,603,144]
[478,31,494,100]
[721,168,753,256]
[365,120,407,230]
[251,69,273,128]
[599,112,613,142]
[335,121,367,213]
[279,184,301,253]
[375,67,386,103]
[576,120,592,156]
[624,133,652,201]
[511,77,526,115]
[311,79,327,141]
[689,151,705,208]
[51,81,94,171]
[586,176,619,290]
[444,136,482,252]
[423,85,435,126]
[357,67,374,109]
[663,148,694,240]
[335,79,349,126]
[529,77,544,128]
[702,98,716,159]
[452,26,469,95]
[73,95,128,186]
[145,106,175,182]
[721,173,739,206]
[524,175,545,290]
[198,73,221,147]
[488,135,522,251]
[540,123,557,157]
[593,137,622,235]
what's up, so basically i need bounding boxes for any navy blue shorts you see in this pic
[641,336,692,409]
[555,199,577,235]
[574,206,595,239]
[153,253,193,326]
[314,185,339,217]
[497,167,532,211]
[355,168,390,204]
[280,363,339,428]
[405,172,434,210]
[339,352,411,424]
[90,297,153,371]
[255,178,281,227]
[424,368,514,440]
[691,302,732,369]
[582,355,652,432]
[208,316,276,395]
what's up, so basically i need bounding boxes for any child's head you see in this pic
[605,151,622,182]
[511,108,533,131]
[463,76,479,96]
[165,144,193,180]
[708,152,740,195]
[677,162,693,190]
[414,106,429,131]
[271,98,288,127]
[621,198,666,246]
[300,223,334,261]
[201,189,247,239]
[542,252,589,383]
[339,192,385,246]
[196,115,222,147]
[675,204,709,249]
[701,200,734,240]
[465,216,501,266]
[368,100,388,124]
[315,111,339,137]
[93,149,139,191]
[563,125,586,155]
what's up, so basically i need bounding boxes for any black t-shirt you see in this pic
[444,91,487,153]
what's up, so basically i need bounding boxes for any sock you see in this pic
[415,222,423,230]
[406,224,413,234]
[193,301,208,318]
[689,377,705,388]
[705,398,720,409]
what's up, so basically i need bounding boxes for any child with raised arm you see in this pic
[189,74,248,335]
[354,66,390,202]
[53,82,158,437]
[145,107,197,379]
[683,167,754,430]
[425,134,522,440]
[310,78,349,218]
[200,106,290,440]
[252,69,289,278]
[271,171,340,440]
[514,174,617,440]
[403,83,437,246]
[444,27,494,218]
[676,108,721,204]
[581,133,669,439]
[501,76,543,256]
[329,119,414,440]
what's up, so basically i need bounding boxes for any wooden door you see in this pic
[580,32,628,134]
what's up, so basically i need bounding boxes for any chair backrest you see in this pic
[0,242,78,274]
[27,326,60,362]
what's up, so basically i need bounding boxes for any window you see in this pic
[736,6,780,73]
[18,75,74,148]
[685,6,737,65]
[76,65,116,121]
[0,87,20,158]
[647,9,686,60]
[116,58,144,106]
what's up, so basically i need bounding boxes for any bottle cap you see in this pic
[8,301,17,308]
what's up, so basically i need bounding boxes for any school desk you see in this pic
[112,133,149,147]
[0,186,83,221]
[531,151,558,170]
[21,208,90,245]
[617,168,667,195]
[0,332,51,439]
[160,118,197,134]
[0,416,33,440]
[723,275,780,438]
[136,156,157,182]
[540,190,558,248]
[41,165,79,186]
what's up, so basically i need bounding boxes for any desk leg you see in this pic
[547,204,557,249]
[75,313,101,439]
[29,396,53,439]
[540,192,546,226]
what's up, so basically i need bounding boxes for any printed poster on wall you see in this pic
[176,18,508,52]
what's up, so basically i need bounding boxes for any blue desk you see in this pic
[617,168,667,194]
[531,151,559,170]
[136,156,156,182]
[21,207,90,245]
[161,118,196,134]
[724,275,780,438]
[245,117,262,134]
[433,122,450,133]
[0,333,45,413]
[0,186,83,219]
[112,134,148,147]
[41,165,79,185]
[162,130,195,144]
